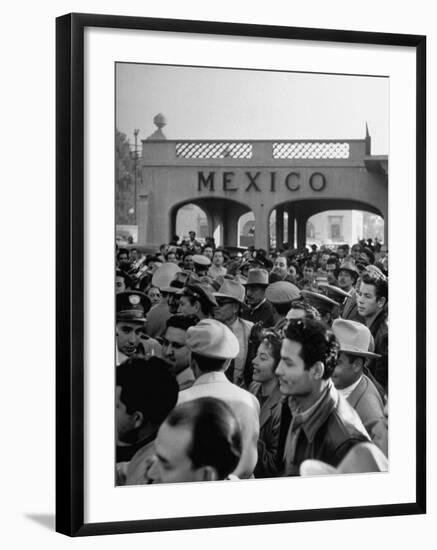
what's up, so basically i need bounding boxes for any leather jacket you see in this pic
[277,381,370,476]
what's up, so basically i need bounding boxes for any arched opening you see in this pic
[269,207,296,249]
[306,209,385,247]
[175,204,208,243]
[172,198,252,248]
[238,212,255,248]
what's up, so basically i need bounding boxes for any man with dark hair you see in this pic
[208,248,227,279]
[146,397,242,483]
[116,356,179,465]
[162,314,199,390]
[276,319,369,476]
[357,272,389,391]
[115,269,132,294]
[298,261,317,290]
[117,248,131,272]
[178,319,260,478]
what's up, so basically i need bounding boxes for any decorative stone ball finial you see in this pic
[153,113,167,130]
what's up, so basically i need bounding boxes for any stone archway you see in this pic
[269,198,386,249]
[170,197,252,247]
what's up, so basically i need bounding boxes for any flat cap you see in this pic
[186,319,239,359]
[265,281,301,304]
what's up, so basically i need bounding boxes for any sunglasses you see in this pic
[216,300,236,307]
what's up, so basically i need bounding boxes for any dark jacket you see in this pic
[240,298,276,328]
[367,309,389,392]
[341,289,365,324]
[277,382,370,476]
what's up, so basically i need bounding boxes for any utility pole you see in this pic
[133,129,139,225]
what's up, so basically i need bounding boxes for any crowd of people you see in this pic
[115,230,389,485]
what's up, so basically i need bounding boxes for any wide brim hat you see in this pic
[152,262,183,290]
[179,283,218,308]
[214,279,247,308]
[335,260,359,280]
[332,319,381,358]
[243,268,269,287]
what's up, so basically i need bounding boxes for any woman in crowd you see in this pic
[249,329,283,478]
[146,285,162,308]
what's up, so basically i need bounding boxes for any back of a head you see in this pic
[116,356,179,424]
[165,397,242,480]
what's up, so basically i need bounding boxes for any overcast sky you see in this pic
[116,63,389,155]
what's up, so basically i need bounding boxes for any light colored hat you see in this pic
[266,281,301,304]
[300,442,388,476]
[186,319,240,359]
[365,264,387,280]
[192,254,211,267]
[152,262,182,290]
[244,268,269,287]
[214,279,247,307]
[332,319,381,358]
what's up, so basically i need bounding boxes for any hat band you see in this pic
[117,310,145,321]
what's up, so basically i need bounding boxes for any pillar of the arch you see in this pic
[210,207,224,247]
[296,215,308,249]
[275,206,284,248]
[253,204,269,250]
[223,206,241,247]
[287,204,296,248]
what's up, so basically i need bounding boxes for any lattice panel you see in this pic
[176,142,253,159]
[273,142,350,159]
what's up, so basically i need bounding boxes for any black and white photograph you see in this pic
[114,63,390,486]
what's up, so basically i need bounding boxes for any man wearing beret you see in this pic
[116,291,161,365]
[241,269,276,328]
[178,319,260,479]
[331,319,387,455]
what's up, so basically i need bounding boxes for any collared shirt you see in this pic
[208,265,227,279]
[229,317,253,386]
[338,375,363,400]
[282,382,332,465]
[176,366,195,391]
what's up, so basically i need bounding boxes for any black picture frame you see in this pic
[56,12,426,537]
